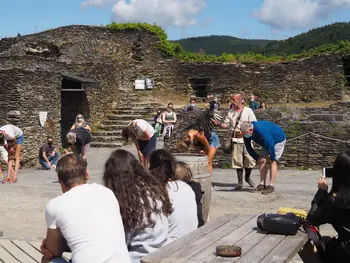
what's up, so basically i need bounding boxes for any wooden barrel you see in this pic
[174,153,212,223]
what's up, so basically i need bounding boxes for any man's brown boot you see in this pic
[245,168,255,187]
[235,169,243,190]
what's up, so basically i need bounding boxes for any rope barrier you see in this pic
[287,132,350,143]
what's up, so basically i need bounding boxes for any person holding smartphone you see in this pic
[306,150,350,263]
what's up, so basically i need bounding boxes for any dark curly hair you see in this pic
[103,149,173,234]
[149,149,177,185]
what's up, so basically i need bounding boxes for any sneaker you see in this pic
[262,185,275,194]
[250,184,265,192]
[51,165,56,170]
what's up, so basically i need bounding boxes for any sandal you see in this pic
[10,178,17,183]
[2,177,10,184]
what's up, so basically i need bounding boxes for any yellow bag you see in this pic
[277,207,308,220]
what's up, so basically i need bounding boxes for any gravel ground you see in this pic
[0,144,335,262]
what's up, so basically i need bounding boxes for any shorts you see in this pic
[232,143,256,169]
[208,132,221,148]
[16,135,24,145]
[0,146,8,162]
[260,139,286,162]
[138,134,157,157]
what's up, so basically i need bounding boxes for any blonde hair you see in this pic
[175,162,193,181]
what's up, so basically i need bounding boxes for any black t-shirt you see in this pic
[74,127,92,145]
[39,143,55,159]
[72,127,92,154]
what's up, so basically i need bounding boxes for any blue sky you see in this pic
[1,0,349,40]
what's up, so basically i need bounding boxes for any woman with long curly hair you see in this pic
[103,149,173,263]
[149,149,198,242]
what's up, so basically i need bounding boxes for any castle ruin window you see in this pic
[189,78,212,99]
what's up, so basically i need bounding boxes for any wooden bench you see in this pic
[141,213,309,263]
[0,239,71,263]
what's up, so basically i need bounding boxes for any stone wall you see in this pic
[0,25,348,166]
[0,69,61,166]
[164,102,350,169]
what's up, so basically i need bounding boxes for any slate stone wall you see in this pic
[0,25,348,166]
[164,103,350,169]
[0,69,62,166]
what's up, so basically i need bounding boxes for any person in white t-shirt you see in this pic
[103,149,173,263]
[40,154,131,263]
[122,119,157,167]
[149,149,198,242]
[0,124,24,183]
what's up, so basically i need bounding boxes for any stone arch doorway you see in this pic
[60,73,96,147]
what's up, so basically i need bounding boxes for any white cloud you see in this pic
[82,0,207,28]
[81,0,109,7]
[255,0,350,30]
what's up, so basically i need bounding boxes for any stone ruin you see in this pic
[0,24,349,166]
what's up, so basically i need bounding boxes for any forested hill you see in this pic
[175,35,272,55]
[264,22,350,55]
[174,22,350,56]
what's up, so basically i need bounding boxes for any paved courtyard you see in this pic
[0,145,335,242]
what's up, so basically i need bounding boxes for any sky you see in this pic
[0,0,350,40]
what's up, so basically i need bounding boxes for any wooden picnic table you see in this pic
[0,239,71,263]
[141,213,309,263]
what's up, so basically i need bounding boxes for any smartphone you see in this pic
[322,167,335,178]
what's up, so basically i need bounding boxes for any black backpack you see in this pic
[257,213,302,235]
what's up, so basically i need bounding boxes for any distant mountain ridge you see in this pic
[173,22,350,56]
[174,35,273,55]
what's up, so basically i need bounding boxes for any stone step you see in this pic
[119,102,163,107]
[106,114,144,120]
[101,119,153,125]
[112,109,155,114]
[90,142,123,148]
[91,130,122,136]
[92,135,122,142]
[114,106,156,111]
[97,124,126,130]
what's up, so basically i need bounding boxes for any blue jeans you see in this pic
[16,135,24,145]
[50,258,72,263]
[39,152,60,170]
[208,132,221,148]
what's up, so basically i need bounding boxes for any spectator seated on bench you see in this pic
[306,150,350,263]
[40,154,130,263]
[149,149,198,242]
[103,149,173,263]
